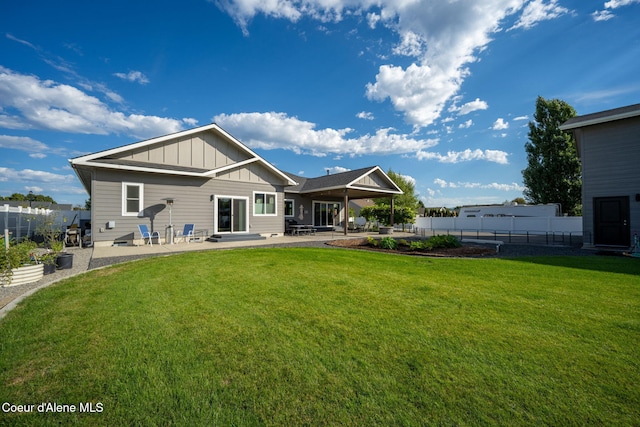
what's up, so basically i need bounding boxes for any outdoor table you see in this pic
[290,225,315,235]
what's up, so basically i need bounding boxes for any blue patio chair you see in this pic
[175,223,195,243]
[138,224,160,246]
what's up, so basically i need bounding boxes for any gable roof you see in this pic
[560,103,640,130]
[284,166,403,199]
[70,123,297,192]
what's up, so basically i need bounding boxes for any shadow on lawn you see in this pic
[508,252,640,276]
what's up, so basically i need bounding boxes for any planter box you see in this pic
[1,264,44,287]
[379,226,394,235]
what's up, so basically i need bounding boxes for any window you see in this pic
[254,192,277,215]
[284,199,294,217]
[122,183,144,216]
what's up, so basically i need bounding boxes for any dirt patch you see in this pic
[327,238,496,258]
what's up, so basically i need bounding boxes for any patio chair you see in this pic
[138,224,160,246]
[175,223,195,243]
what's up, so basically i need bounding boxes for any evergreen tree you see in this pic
[522,96,581,215]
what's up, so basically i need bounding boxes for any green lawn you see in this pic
[1,248,639,426]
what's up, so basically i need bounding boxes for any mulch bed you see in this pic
[326,238,496,258]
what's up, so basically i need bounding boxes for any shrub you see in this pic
[397,239,410,247]
[409,240,427,251]
[379,237,398,250]
[427,234,462,249]
[367,236,378,247]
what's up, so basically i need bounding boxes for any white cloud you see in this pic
[513,115,529,121]
[0,167,76,184]
[399,173,416,186]
[182,117,199,126]
[0,66,189,139]
[593,0,640,21]
[0,135,50,153]
[492,118,509,130]
[366,12,380,29]
[450,98,489,116]
[459,119,473,129]
[356,111,374,120]
[508,0,569,31]
[433,178,524,191]
[29,153,47,159]
[416,148,509,164]
[25,186,44,193]
[114,70,150,84]
[214,1,567,129]
[326,166,351,174]
[213,111,439,156]
[393,31,425,57]
[592,10,614,20]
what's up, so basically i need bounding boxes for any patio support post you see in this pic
[390,196,395,227]
[343,191,349,236]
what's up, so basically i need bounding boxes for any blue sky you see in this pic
[1,0,639,208]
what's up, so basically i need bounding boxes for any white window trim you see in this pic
[253,191,278,216]
[284,199,295,217]
[214,195,250,234]
[122,182,144,217]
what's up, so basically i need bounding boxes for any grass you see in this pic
[0,248,639,426]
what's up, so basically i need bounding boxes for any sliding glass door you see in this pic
[313,202,341,227]
[216,197,248,233]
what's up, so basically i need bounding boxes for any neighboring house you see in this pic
[70,124,402,246]
[560,103,640,249]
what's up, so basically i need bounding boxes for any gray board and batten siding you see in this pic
[561,104,640,248]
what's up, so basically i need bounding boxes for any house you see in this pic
[560,103,640,249]
[70,123,402,246]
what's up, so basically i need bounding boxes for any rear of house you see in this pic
[561,103,640,249]
[71,124,403,246]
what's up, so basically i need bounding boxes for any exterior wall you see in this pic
[578,116,640,246]
[354,172,387,189]
[283,193,346,227]
[91,168,285,245]
[113,130,252,170]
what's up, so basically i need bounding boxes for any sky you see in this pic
[1,0,639,209]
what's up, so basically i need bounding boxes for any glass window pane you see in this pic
[284,200,293,216]
[254,193,264,215]
[127,185,139,199]
[266,194,275,214]
[126,199,139,213]
[234,199,247,232]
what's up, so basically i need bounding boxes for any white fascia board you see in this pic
[560,109,640,130]
[346,166,403,193]
[204,158,259,176]
[347,185,403,195]
[73,160,208,177]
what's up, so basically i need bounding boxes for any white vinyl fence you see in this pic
[414,216,583,245]
[1,204,90,242]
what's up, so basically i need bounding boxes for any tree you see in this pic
[0,192,56,204]
[522,96,581,216]
[369,169,420,228]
